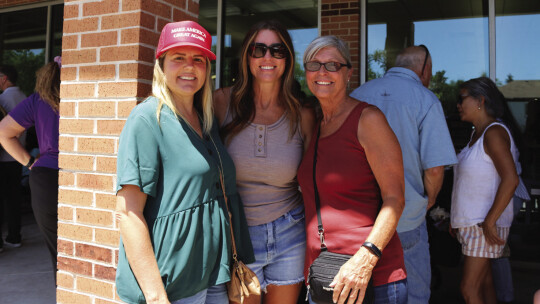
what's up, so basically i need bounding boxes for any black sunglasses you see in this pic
[248,43,288,59]
[419,44,430,75]
[457,93,470,105]
[304,61,351,72]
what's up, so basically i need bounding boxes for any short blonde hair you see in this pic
[152,55,214,134]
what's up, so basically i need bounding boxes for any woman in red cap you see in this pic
[115,20,254,304]
[214,20,315,304]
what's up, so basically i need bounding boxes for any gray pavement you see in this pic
[0,213,55,304]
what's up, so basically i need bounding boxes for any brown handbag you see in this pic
[210,136,261,303]
[226,237,261,303]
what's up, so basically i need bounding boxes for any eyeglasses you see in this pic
[419,44,430,75]
[248,43,288,59]
[304,61,351,72]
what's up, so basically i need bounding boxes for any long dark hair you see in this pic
[222,20,301,142]
[460,77,524,155]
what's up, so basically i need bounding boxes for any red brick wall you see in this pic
[321,0,360,90]
[56,1,198,303]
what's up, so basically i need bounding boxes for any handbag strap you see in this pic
[209,135,239,262]
[312,123,327,251]
[312,120,383,252]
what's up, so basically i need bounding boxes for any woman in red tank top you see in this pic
[298,36,407,304]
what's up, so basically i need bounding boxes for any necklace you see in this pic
[177,113,203,139]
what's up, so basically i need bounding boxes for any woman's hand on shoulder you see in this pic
[300,106,316,153]
[213,86,232,126]
[330,247,378,304]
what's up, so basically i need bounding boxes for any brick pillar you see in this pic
[57,1,198,303]
[321,0,360,90]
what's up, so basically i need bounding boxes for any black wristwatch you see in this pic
[362,242,382,258]
[25,156,35,168]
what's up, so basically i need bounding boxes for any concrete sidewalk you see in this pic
[1,212,538,304]
[0,213,56,304]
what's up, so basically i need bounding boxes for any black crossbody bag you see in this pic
[307,125,374,304]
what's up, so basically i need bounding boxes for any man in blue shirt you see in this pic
[350,45,457,303]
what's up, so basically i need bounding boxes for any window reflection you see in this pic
[496,1,540,180]
[0,5,63,95]
[0,7,47,95]
[367,0,489,148]
[199,0,317,94]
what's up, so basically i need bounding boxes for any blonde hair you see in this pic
[152,55,214,134]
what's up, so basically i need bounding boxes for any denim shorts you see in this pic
[171,284,227,304]
[246,204,306,291]
[308,279,408,304]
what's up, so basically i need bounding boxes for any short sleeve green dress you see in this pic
[115,97,254,303]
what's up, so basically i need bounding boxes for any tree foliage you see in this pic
[429,70,463,117]
[2,49,45,96]
[367,49,387,80]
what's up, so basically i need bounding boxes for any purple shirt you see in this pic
[10,93,59,170]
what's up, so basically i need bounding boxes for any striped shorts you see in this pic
[456,225,510,258]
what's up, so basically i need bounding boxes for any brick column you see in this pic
[57,1,198,303]
[321,0,360,90]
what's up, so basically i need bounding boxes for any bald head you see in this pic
[395,45,432,87]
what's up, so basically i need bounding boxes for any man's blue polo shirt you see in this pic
[350,67,457,233]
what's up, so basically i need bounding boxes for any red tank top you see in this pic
[297,102,406,286]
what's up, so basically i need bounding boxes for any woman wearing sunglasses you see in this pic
[214,20,315,304]
[451,77,519,304]
[297,36,407,304]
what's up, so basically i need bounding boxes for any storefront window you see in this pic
[496,1,540,180]
[1,7,47,95]
[367,0,489,148]
[200,0,317,94]
[0,4,64,95]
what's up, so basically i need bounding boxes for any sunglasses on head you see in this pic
[248,43,288,59]
[304,61,351,72]
[419,44,430,75]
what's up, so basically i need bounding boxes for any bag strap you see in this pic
[312,124,327,251]
[209,135,239,262]
[312,122,382,252]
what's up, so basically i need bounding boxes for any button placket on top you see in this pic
[254,124,267,157]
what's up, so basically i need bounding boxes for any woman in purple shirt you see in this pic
[0,59,60,278]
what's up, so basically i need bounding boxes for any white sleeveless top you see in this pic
[451,122,517,228]
[223,106,304,226]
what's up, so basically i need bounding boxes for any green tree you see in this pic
[367,49,387,81]
[2,49,45,96]
[429,70,462,117]
[294,52,310,96]
[505,73,514,84]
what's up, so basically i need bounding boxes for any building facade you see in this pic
[1,0,539,303]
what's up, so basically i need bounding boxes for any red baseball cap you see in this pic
[156,20,216,60]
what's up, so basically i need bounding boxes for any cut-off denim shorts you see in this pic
[246,204,306,292]
[171,284,228,304]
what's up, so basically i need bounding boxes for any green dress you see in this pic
[115,97,254,303]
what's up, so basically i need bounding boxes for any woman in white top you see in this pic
[451,77,519,304]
